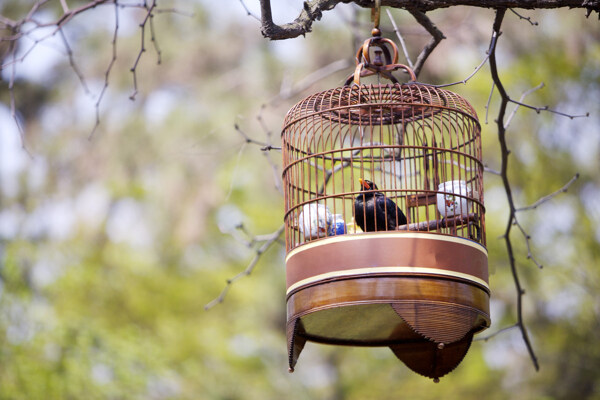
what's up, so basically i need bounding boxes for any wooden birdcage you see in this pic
[281,34,489,381]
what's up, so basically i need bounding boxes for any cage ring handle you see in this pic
[345,62,417,86]
[355,37,399,66]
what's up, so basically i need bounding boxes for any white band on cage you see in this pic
[286,265,490,295]
[285,232,488,262]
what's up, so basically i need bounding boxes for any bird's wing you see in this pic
[376,194,406,229]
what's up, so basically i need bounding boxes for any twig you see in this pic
[270,58,351,102]
[261,145,282,151]
[129,1,158,100]
[516,173,579,212]
[148,6,162,65]
[484,165,501,176]
[485,81,495,124]
[204,224,285,310]
[513,217,544,269]
[90,2,119,140]
[6,36,33,158]
[474,323,519,341]
[386,9,414,69]
[224,142,248,202]
[235,123,270,148]
[239,0,261,21]
[509,8,539,25]
[508,98,589,119]
[257,108,284,195]
[58,28,90,95]
[60,0,70,16]
[435,52,490,88]
[504,82,545,129]
[234,120,282,198]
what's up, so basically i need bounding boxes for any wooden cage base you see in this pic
[285,233,490,380]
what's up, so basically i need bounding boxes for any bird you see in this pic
[354,178,407,232]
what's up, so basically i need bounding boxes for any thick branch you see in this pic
[489,8,540,371]
[259,0,600,40]
[408,9,445,77]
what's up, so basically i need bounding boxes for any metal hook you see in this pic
[371,0,381,36]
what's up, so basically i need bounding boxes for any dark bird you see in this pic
[354,179,407,232]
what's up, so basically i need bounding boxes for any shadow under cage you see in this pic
[281,47,489,381]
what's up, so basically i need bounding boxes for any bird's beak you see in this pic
[359,178,370,189]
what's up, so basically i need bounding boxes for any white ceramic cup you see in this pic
[437,180,472,217]
[298,203,332,239]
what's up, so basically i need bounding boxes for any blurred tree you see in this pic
[0,1,598,399]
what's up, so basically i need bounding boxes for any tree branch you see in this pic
[509,8,539,25]
[489,7,540,371]
[386,9,414,69]
[258,0,600,40]
[407,9,445,78]
[1,0,185,141]
[204,224,285,310]
[90,2,119,139]
[516,173,580,212]
[129,1,159,101]
[512,217,544,269]
[504,82,545,129]
[474,323,519,341]
[434,51,490,88]
[239,0,261,21]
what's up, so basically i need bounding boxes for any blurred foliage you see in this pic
[0,1,599,399]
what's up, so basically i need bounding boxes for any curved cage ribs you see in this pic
[282,83,485,252]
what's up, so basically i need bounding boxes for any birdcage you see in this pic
[281,33,489,381]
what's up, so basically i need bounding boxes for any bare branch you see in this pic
[235,123,270,148]
[488,7,539,371]
[129,1,158,100]
[516,173,580,212]
[474,323,519,341]
[148,6,162,65]
[435,51,490,88]
[484,165,501,176]
[60,0,70,14]
[408,9,445,78]
[258,0,599,40]
[239,0,261,21]
[58,28,90,95]
[256,108,284,195]
[385,9,414,69]
[271,58,352,102]
[513,217,544,269]
[90,2,119,140]
[485,81,495,124]
[504,82,545,129]
[509,8,539,25]
[1,0,188,142]
[5,36,32,157]
[508,98,590,119]
[204,224,285,310]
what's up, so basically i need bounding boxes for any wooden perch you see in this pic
[397,213,479,232]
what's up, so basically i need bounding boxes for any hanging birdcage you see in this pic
[281,25,489,382]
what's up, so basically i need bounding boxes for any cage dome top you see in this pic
[284,82,480,128]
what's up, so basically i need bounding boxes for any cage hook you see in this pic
[371,0,382,36]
